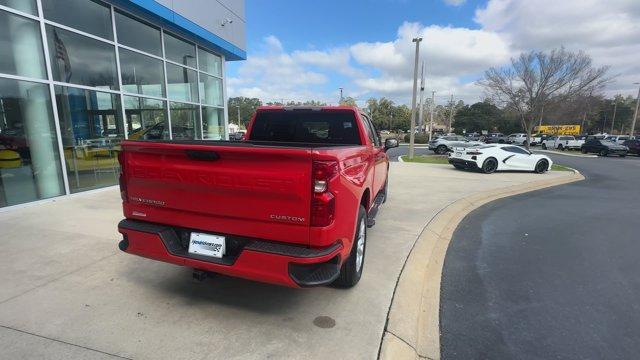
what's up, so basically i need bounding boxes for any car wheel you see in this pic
[581,148,587,154]
[481,157,498,174]
[523,140,529,147]
[542,143,547,150]
[557,144,565,151]
[620,154,626,158]
[534,159,549,174]
[333,205,366,288]
[599,149,608,157]
[436,145,448,155]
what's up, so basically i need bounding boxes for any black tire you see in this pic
[534,159,549,173]
[333,205,367,288]
[523,140,529,147]
[481,157,498,174]
[581,147,587,154]
[557,144,564,151]
[542,143,547,150]
[599,149,608,157]
[436,145,448,155]
[619,154,626,158]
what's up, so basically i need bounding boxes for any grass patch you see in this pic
[400,155,449,164]
[551,164,573,172]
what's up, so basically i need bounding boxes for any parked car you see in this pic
[428,135,483,154]
[604,135,632,145]
[448,144,553,174]
[230,130,246,141]
[483,133,512,144]
[541,135,582,150]
[622,139,640,156]
[465,132,482,141]
[507,133,533,146]
[531,133,551,146]
[581,139,628,157]
[117,106,398,288]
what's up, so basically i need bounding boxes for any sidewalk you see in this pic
[0,164,570,360]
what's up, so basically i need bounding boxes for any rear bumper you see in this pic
[118,219,343,288]
[448,158,479,169]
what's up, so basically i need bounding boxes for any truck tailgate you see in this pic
[121,141,313,245]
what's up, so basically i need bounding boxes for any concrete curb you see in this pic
[534,149,597,158]
[398,155,405,163]
[378,169,585,360]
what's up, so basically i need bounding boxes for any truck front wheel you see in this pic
[333,205,367,288]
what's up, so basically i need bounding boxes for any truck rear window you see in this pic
[249,110,362,145]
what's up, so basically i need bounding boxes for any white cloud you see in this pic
[229,1,640,106]
[475,0,640,94]
[350,22,511,103]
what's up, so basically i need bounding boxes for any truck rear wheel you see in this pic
[333,205,366,288]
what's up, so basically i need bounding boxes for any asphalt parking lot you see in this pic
[440,153,640,359]
[0,163,567,360]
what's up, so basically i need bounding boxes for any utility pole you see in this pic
[339,87,344,104]
[418,61,425,133]
[237,105,241,126]
[428,91,435,141]
[631,83,640,137]
[389,112,393,132]
[611,100,617,134]
[448,94,454,133]
[408,37,422,160]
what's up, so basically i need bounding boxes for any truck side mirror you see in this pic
[384,138,399,151]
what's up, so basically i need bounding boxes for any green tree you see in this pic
[339,96,357,106]
[228,97,262,128]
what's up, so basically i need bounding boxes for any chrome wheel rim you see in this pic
[355,218,366,272]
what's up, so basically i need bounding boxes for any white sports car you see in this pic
[448,144,553,174]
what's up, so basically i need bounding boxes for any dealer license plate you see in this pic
[188,232,225,258]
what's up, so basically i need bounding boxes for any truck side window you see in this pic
[361,114,378,146]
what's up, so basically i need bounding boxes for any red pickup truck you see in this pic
[117,106,398,288]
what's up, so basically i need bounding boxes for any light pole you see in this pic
[448,94,454,133]
[339,87,344,104]
[236,105,241,126]
[418,61,425,133]
[408,37,422,160]
[630,83,640,137]
[610,99,617,134]
[428,91,435,141]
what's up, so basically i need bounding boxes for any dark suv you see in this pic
[581,139,628,157]
[622,139,640,156]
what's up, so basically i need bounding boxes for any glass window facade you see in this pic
[199,48,222,76]
[114,10,161,56]
[0,0,37,15]
[170,102,199,140]
[119,48,165,97]
[124,96,168,140]
[200,74,223,107]
[46,25,119,90]
[0,11,47,79]
[0,4,227,208]
[166,63,198,102]
[0,78,65,207]
[202,107,224,140]
[164,32,197,68]
[55,85,124,193]
[42,0,113,40]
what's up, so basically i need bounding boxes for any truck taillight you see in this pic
[311,160,338,227]
[117,151,127,202]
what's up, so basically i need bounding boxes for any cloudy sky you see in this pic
[226,0,640,106]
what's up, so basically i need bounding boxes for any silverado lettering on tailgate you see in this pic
[131,166,296,193]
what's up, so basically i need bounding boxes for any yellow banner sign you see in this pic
[534,125,581,135]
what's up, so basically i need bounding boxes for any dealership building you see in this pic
[0,0,246,209]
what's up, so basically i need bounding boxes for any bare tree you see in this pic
[478,47,610,149]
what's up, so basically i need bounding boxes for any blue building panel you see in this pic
[110,0,246,61]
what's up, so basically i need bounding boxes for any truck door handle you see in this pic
[186,150,219,161]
